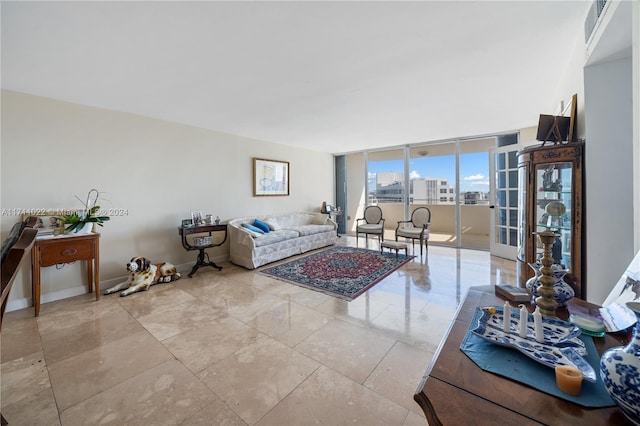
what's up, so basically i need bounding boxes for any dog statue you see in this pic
[103,256,181,297]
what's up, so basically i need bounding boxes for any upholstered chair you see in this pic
[395,207,431,255]
[355,206,385,247]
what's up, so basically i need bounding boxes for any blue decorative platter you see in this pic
[471,307,596,382]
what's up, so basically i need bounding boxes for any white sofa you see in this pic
[228,212,338,269]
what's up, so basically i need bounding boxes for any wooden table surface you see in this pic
[414,285,630,425]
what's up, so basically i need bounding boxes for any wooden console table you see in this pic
[31,233,100,317]
[178,223,227,277]
[414,285,629,425]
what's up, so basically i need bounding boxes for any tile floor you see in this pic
[1,236,517,426]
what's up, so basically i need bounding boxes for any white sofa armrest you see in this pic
[228,218,258,249]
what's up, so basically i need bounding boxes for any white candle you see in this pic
[519,304,528,338]
[534,306,544,342]
[503,301,511,333]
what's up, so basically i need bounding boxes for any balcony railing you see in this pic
[348,203,490,249]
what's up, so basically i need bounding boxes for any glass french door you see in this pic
[489,145,522,259]
[459,138,494,250]
[343,137,519,253]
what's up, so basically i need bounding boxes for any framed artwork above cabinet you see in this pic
[517,142,585,299]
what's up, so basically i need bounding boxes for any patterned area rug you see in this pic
[259,246,414,301]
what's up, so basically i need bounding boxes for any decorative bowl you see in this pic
[471,307,595,382]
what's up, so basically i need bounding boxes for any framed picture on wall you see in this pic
[253,158,290,196]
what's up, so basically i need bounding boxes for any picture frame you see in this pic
[22,209,77,235]
[536,114,570,144]
[191,211,202,225]
[253,158,290,196]
[566,93,578,143]
[181,219,193,228]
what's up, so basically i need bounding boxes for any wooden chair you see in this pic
[1,216,38,329]
[355,206,385,247]
[395,207,431,256]
[1,216,37,426]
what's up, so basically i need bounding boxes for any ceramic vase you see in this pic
[525,262,575,307]
[525,273,540,304]
[600,302,640,425]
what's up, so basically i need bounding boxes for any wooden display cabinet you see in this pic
[517,142,585,299]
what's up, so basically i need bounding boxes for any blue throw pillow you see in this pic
[253,219,271,233]
[241,223,264,234]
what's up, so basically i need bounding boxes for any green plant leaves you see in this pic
[56,203,110,233]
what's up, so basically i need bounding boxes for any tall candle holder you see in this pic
[533,230,559,317]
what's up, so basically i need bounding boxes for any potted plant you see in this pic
[56,189,110,234]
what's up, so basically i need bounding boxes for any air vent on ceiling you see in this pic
[584,0,608,44]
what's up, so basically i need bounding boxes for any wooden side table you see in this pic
[178,223,228,277]
[31,233,100,317]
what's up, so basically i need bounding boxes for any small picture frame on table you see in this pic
[191,211,202,226]
[22,209,76,235]
[181,219,193,228]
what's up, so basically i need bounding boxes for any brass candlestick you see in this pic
[534,230,559,317]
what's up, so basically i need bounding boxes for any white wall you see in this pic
[550,18,587,142]
[1,90,334,310]
[584,56,634,305]
[634,0,640,252]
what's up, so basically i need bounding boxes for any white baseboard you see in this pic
[5,255,228,313]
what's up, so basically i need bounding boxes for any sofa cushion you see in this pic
[253,230,299,247]
[290,224,335,237]
[264,213,315,231]
[253,219,271,233]
[263,217,283,231]
[242,223,264,236]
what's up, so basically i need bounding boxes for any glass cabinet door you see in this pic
[534,161,573,271]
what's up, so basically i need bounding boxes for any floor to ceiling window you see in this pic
[341,133,518,252]
[408,143,457,247]
[366,149,406,240]
[368,149,406,205]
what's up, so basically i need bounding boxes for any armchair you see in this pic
[356,205,385,247]
[396,207,431,256]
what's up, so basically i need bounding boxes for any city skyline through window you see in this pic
[368,151,489,204]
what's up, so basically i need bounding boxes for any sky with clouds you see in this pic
[368,152,490,193]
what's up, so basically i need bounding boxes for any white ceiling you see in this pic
[1,1,591,154]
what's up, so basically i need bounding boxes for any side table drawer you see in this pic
[39,238,96,266]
